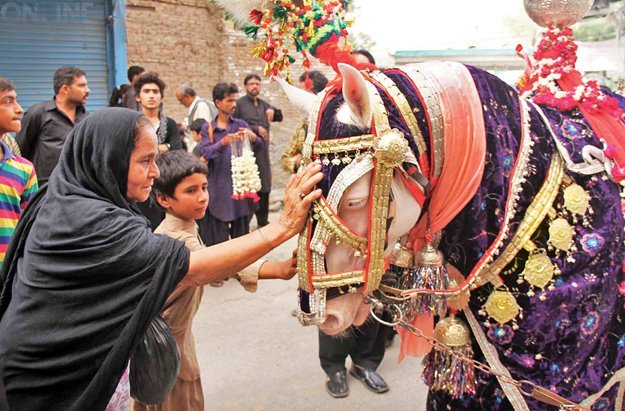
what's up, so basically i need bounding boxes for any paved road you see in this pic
[192,215,429,410]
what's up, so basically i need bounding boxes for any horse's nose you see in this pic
[318,311,346,336]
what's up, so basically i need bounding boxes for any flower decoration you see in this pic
[517,26,622,117]
[561,119,583,140]
[244,0,352,79]
[516,26,625,183]
[594,398,610,410]
[580,232,605,256]
[230,137,262,202]
[487,324,514,345]
[502,150,514,177]
[519,354,535,368]
[580,311,600,336]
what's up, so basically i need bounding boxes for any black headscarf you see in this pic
[0,108,190,411]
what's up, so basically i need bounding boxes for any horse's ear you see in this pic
[338,63,372,129]
[274,76,316,115]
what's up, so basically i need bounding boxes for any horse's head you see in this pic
[278,64,429,334]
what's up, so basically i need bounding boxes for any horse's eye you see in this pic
[346,198,368,209]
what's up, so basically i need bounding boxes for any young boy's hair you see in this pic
[0,77,15,93]
[134,71,166,96]
[212,82,238,102]
[153,150,208,200]
[189,118,207,134]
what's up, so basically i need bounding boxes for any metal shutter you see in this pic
[0,0,111,111]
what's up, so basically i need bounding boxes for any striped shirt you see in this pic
[0,142,38,264]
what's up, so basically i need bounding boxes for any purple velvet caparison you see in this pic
[314,64,625,410]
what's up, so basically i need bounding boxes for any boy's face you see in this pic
[191,130,201,142]
[0,89,23,134]
[157,172,209,220]
[137,82,162,110]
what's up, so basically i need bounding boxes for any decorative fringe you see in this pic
[422,316,477,399]
[401,243,449,318]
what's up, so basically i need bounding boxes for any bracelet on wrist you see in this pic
[257,227,274,252]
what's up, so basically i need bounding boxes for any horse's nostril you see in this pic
[319,312,345,336]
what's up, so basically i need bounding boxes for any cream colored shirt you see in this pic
[153,213,262,382]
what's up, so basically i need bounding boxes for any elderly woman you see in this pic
[0,108,322,411]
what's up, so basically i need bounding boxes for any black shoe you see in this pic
[325,370,349,398]
[349,365,389,394]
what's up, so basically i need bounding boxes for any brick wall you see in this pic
[126,0,338,190]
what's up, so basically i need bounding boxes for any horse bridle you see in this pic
[296,73,425,325]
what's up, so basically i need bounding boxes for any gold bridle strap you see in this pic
[404,67,445,180]
[369,71,428,158]
[312,134,376,154]
[311,199,368,254]
[363,81,407,293]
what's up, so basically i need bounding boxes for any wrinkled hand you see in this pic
[279,162,323,237]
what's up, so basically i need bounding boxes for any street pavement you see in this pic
[192,212,429,411]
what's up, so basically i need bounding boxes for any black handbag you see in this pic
[129,315,181,405]
[272,108,283,122]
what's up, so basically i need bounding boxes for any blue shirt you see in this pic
[200,116,264,222]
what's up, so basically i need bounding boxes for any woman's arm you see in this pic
[181,163,323,285]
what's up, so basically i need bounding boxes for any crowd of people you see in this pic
[0,49,394,411]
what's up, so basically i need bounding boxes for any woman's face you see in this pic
[127,124,159,202]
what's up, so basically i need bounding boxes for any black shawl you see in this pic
[0,108,190,411]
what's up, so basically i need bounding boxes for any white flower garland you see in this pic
[231,135,262,201]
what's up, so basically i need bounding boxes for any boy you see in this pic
[137,150,295,411]
[188,118,207,163]
[0,77,38,266]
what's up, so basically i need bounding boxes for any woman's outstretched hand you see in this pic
[279,162,323,237]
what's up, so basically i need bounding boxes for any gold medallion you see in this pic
[484,290,520,324]
[522,251,554,289]
[548,217,574,251]
[563,183,589,215]
[433,316,471,347]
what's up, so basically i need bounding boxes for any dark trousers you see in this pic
[0,374,8,411]
[254,191,270,227]
[318,316,392,376]
[198,211,251,246]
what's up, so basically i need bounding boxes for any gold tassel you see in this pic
[422,315,477,399]
[401,238,449,318]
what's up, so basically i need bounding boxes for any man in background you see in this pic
[176,85,217,151]
[108,65,145,110]
[134,71,182,229]
[16,66,89,184]
[234,74,279,228]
